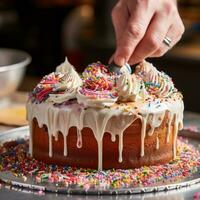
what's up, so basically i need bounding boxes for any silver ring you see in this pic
[163,36,172,47]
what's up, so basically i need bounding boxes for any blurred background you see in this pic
[0,0,199,112]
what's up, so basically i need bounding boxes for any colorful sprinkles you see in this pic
[82,63,115,88]
[0,139,200,190]
[80,62,118,100]
[29,61,181,105]
[30,72,74,103]
[136,63,177,98]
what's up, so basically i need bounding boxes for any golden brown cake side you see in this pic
[32,114,175,169]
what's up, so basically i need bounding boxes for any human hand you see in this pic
[111,0,185,66]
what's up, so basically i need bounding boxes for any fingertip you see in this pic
[114,55,126,67]
[114,43,133,66]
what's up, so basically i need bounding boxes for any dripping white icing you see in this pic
[63,135,67,156]
[118,133,123,163]
[76,129,82,148]
[166,112,173,143]
[49,134,52,157]
[173,114,178,158]
[28,120,33,155]
[27,94,184,170]
[111,134,116,142]
[156,134,159,150]
[140,115,147,157]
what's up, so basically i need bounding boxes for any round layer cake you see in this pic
[27,58,184,170]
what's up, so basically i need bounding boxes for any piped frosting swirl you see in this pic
[116,73,148,102]
[77,62,118,108]
[135,60,176,98]
[30,58,82,104]
[30,59,181,106]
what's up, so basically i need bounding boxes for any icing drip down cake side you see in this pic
[27,58,184,170]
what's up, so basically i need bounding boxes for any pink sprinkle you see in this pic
[184,125,199,132]
[38,190,45,195]
[193,192,200,200]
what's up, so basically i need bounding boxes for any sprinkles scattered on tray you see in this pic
[0,139,200,190]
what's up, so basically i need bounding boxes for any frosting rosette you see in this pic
[82,62,115,89]
[55,57,82,89]
[77,62,118,108]
[116,73,148,102]
[30,58,179,107]
[135,61,176,98]
[30,58,82,104]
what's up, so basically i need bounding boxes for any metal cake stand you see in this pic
[0,126,200,200]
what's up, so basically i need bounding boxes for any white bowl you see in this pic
[0,48,31,99]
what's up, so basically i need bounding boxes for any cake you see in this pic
[27,58,184,170]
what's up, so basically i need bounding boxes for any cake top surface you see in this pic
[29,58,182,109]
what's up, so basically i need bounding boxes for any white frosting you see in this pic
[77,62,118,108]
[76,89,118,108]
[56,57,82,86]
[136,61,175,97]
[139,94,184,157]
[119,63,132,74]
[117,73,148,102]
[47,90,76,104]
[27,94,184,170]
[47,57,82,104]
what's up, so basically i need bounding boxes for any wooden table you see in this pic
[0,92,27,133]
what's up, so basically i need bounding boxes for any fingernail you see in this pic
[114,55,126,67]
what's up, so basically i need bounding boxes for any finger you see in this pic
[128,12,171,65]
[111,0,129,46]
[150,16,185,57]
[108,53,114,64]
[114,1,154,66]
